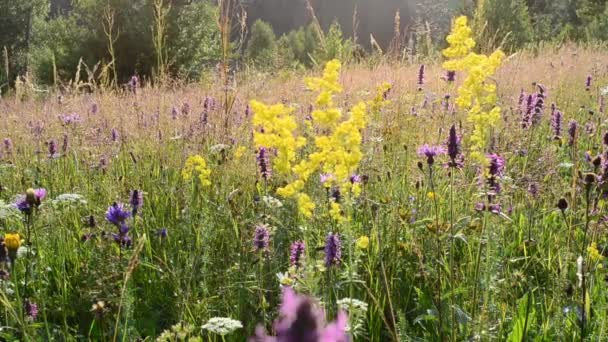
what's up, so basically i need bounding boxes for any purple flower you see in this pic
[551,108,562,138]
[253,224,270,251]
[59,113,82,125]
[528,182,539,197]
[105,202,131,226]
[349,174,362,184]
[182,102,190,116]
[245,104,251,117]
[128,75,139,94]
[14,188,46,213]
[111,128,120,142]
[156,228,168,238]
[586,75,592,91]
[417,144,447,166]
[129,190,143,215]
[24,300,38,321]
[250,287,349,342]
[444,70,455,82]
[257,147,272,180]
[48,140,57,158]
[91,102,98,114]
[417,64,425,89]
[446,125,462,168]
[320,173,333,186]
[324,233,341,267]
[487,154,505,177]
[289,241,305,268]
[3,138,12,155]
[568,120,578,146]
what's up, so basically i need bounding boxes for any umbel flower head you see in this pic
[202,317,243,336]
[250,287,349,342]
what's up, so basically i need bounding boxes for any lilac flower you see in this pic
[128,75,139,94]
[417,64,425,89]
[105,202,131,226]
[290,241,305,268]
[112,224,132,248]
[24,300,38,321]
[324,233,341,267]
[129,190,143,215]
[253,224,270,251]
[257,147,271,180]
[528,182,539,197]
[91,102,98,114]
[60,113,82,125]
[568,120,578,146]
[586,75,592,91]
[487,154,505,177]
[417,144,447,166]
[349,174,362,184]
[250,287,349,342]
[446,125,462,168]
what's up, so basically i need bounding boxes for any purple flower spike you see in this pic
[586,75,592,91]
[417,64,425,89]
[324,233,341,267]
[290,241,305,268]
[253,224,270,252]
[257,147,272,180]
[129,190,143,215]
[105,202,131,226]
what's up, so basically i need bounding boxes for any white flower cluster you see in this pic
[201,317,242,336]
[51,193,87,206]
[156,322,199,342]
[210,144,230,154]
[337,298,368,336]
[262,195,283,208]
[337,298,368,313]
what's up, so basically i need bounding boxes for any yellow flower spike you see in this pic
[588,242,604,263]
[4,233,21,251]
[182,155,212,186]
[356,236,370,250]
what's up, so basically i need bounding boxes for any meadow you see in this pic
[1,17,608,341]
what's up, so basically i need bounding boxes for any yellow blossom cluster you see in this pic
[588,242,604,263]
[251,101,306,174]
[369,82,392,113]
[442,16,504,164]
[182,155,212,186]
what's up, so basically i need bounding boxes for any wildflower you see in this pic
[528,182,539,198]
[446,124,463,168]
[329,202,347,223]
[156,228,168,238]
[257,147,272,180]
[105,202,131,226]
[111,128,120,142]
[290,241,305,268]
[15,188,46,213]
[88,215,97,228]
[588,242,604,262]
[417,64,425,90]
[48,139,57,158]
[253,224,270,252]
[551,108,562,138]
[320,173,334,187]
[262,195,283,208]
[202,317,243,336]
[91,301,106,318]
[112,223,132,248]
[427,192,436,200]
[60,113,82,125]
[91,102,98,114]
[4,233,20,251]
[356,236,370,249]
[276,271,295,287]
[297,193,315,218]
[24,299,38,321]
[182,155,212,186]
[586,75,592,91]
[234,146,247,160]
[324,233,342,267]
[128,75,139,94]
[129,190,143,215]
[417,144,447,166]
[250,287,349,342]
[557,198,568,212]
[3,138,12,155]
[0,238,7,262]
[568,120,577,146]
[444,70,456,82]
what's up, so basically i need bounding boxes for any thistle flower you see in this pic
[105,202,131,226]
[324,233,342,267]
[289,241,305,268]
[568,120,578,146]
[257,147,272,180]
[14,188,46,213]
[586,75,592,91]
[445,70,456,82]
[446,124,463,168]
[129,190,143,215]
[250,287,349,342]
[417,144,447,166]
[24,299,38,321]
[253,224,270,251]
[417,64,425,90]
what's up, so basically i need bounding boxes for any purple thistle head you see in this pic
[48,140,57,157]
[586,75,592,91]
[417,144,447,166]
[551,108,562,138]
[24,300,38,321]
[568,120,578,146]
[253,224,270,251]
[417,64,425,89]
[257,147,272,180]
[290,241,305,268]
[105,202,131,226]
[446,125,462,168]
[129,190,143,215]
[14,188,46,213]
[324,233,341,267]
[349,174,362,184]
[60,113,82,125]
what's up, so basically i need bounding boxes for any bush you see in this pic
[245,19,278,69]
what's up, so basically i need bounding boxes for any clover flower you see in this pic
[202,317,243,336]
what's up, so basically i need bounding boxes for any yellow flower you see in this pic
[4,233,21,251]
[182,155,212,186]
[329,201,347,223]
[297,193,315,218]
[233,146,247,160]
[588,242,604,263]
[356,236,370,250]
[427,192,436,200]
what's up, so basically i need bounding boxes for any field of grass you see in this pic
[1,36,608,341]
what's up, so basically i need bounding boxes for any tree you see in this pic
[475,0,535,51]
[246,19,278,69]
